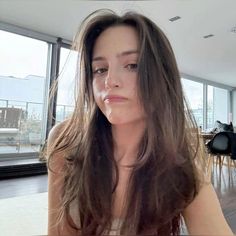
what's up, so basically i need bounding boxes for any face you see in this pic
[92,25,145,125]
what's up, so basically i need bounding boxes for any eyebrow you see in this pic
[92,50,139,62]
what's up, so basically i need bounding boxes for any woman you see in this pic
[47,10,234,235]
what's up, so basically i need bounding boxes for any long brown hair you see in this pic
[47,9,207,235]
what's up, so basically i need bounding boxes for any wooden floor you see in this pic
[0,174,48,199]
[211,164,236,233]
[0,165,235,234]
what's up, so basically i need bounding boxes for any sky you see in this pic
[0,30,48,78]
[0,29,78,106]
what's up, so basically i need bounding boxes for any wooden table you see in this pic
[199,133,215,143]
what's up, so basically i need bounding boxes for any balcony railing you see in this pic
[0,99,74,154]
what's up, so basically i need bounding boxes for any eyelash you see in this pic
[93,68,108,75]
[93,63,138,75]
[125,63,138,71]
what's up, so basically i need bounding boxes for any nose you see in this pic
[105,66,121,89]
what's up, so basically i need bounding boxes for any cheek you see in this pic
[93,78,104,91]
[92,79,104,106]
[131,83,144,111]
[129,81,139,100]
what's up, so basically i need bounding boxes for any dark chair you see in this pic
[207,132,230,154]
[207,131,236,180]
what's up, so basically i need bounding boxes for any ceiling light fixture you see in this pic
[203,34,214,39]
[169,16,181,22]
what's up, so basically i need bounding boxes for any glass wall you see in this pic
[0,30,48,154]
[56,47,78,123]
[207,86,229,128]
[182,79,204,128]
[182,78,230,130]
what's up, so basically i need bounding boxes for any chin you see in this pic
[106,116,124,125]
[105,114,129,125]
[103,111,145,126]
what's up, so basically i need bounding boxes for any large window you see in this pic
[207,86,229,128]
[182,79,204,128]
[0,30,49,154]
[182,78,230,130]
[56,47,78,123]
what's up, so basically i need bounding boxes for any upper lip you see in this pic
[103,94,127,101]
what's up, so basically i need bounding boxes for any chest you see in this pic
[112,168,131,218]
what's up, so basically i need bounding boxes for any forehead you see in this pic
[92,25,139,57]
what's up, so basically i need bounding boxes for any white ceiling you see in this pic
[0,0,235,87]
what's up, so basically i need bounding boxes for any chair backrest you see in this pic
[228,132,236,160]
[0,107,22,128]
[207,132,231,154]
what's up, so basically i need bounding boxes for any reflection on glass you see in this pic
[182,78,203,128]
[207,86,214,128]
[207,85,228,128]
[56,47,78,123]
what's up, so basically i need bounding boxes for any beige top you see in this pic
[69,200,188,235]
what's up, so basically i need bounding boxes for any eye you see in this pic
[125,63,138,71]
[93,68,108,75]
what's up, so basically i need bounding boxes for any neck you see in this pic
[112,119,146,166]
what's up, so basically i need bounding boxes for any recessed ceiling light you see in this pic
[203,34,214,39]
[169,16,181,22]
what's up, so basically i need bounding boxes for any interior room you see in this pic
[0,0,235,235]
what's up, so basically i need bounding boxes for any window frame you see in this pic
[181,73,233,130]
[0,22,72,162]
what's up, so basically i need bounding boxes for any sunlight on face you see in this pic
[92,25,145,126]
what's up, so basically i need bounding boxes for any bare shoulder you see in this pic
[47,119,69,146]
[183,183,234,235]
[47,119,70,169]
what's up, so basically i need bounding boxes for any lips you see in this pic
[104,95,127,103]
